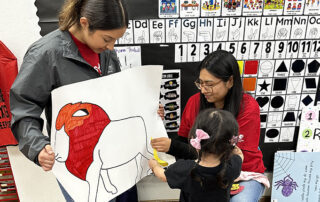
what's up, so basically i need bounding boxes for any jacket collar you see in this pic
[59,29,107,75]
[60,30,91,66]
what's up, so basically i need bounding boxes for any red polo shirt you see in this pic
[178,93,266,173]
[70,33,102,75]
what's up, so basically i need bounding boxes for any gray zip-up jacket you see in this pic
[10,29,121,165]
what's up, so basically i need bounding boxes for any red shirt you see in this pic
[70,33,102,75]
[178,93,266,173]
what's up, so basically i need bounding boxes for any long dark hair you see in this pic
[198,50,243,118]
[59,0,129,31]
[189,108,239,189]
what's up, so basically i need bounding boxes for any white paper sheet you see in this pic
[51,65,171,202]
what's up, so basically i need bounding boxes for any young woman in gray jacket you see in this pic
[9,0,139,201]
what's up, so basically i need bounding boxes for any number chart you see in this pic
[112,0,320,170]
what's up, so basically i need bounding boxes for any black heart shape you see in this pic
[256,97,269,108]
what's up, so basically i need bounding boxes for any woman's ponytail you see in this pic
[58,0,128,31]
[59,0,85,31]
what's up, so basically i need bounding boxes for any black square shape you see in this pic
[260,114,267,122]
[273,78,287,91]
[305,78,317,89]
[302,95,313,106]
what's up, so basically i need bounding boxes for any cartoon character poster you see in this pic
[159,0,180,18]
[304,0,320,14]
[200,0,221,16]
[180,0,201,17]
[242,0,264,16]
[263,0,284,15]
[283,0,305,15]
[51,66,172,202]
[271,152,320,201]
[221,0,243,16]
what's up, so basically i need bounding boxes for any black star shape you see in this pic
[259,80,270,92]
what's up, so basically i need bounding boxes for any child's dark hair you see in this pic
[198,50,243,118]
[188,108,239,189]
[59,0,129,31]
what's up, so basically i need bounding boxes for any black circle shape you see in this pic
[266,129,279,138]
[271,96,284,108]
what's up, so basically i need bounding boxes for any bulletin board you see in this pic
[35,0,320,171]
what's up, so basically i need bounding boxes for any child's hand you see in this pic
[148,159,159,170]
[38,144,55,171]
[233,146,244,162]
[148,159,167,182]
[157,104,164,120]
[151,137,171,152]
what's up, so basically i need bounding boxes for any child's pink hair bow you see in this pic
[190,129,210,150]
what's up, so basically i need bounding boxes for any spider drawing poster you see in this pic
[271,152,320,201]
[50,66,171,202]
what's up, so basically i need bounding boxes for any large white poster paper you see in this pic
[51,66,169,202]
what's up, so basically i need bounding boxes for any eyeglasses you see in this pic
[194,79,222,92]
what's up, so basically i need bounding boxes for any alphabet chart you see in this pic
[113,0,320,168]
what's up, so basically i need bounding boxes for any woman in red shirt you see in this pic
[152,50,269,202]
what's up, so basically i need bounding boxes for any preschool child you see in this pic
[149,108,244,202]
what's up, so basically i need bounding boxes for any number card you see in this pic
[187,43,200,62]
[226,42,238,58]
[200,43,212,61]
[175,44,187,63]
[296,106,320,152]
[286,40,300,59]
[261,41,275,60]
[310,40,320,58]
[249,41,262,60]
[212,42,226,51]
[298,40,312,59]
[237,41,250,60]
[274,41,288,59]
